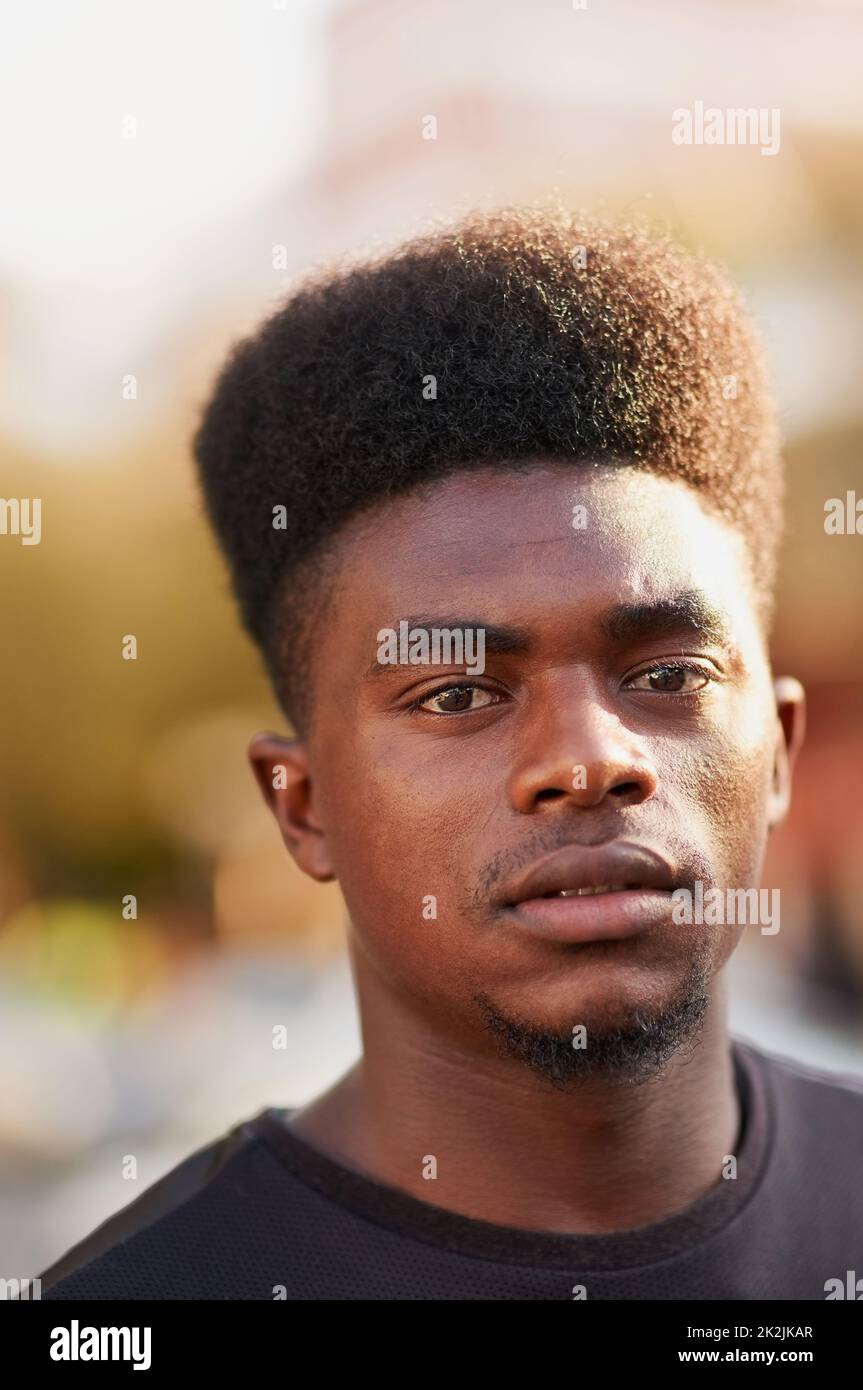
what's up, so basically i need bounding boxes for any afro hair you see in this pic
[193,208,782,720]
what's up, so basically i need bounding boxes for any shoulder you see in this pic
[40,1113,269,1299]
[734,1034,863,1125]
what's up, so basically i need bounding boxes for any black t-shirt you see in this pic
[41,1038,863,1300]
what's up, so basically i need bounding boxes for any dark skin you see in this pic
[250,463,805,1235]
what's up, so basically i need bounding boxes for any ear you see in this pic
[767,676,806,829]
[248,732,335,883]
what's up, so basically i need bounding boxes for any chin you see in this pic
[472,955,713,1084]
[509,950,694,1021]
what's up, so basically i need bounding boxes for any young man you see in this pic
[43,211,862,1300]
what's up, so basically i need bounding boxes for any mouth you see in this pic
[544,884,644,897]
[498,844,678,944]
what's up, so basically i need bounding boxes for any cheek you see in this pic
[318,744,496,1003]
[669,718,775,883]
[314,730,488,927]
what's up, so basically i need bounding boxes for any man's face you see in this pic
[256,464,800,1073]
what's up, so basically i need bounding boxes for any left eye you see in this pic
[626,664,711,694]
[412,684,500,715]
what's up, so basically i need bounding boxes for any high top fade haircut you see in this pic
[193,208,783,733]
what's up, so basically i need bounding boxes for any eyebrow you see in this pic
[600,591,734,647]
[364,592,734,678]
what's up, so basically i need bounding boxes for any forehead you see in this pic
[331,463,759,634]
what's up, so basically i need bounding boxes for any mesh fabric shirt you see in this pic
[41,1038,863,1301]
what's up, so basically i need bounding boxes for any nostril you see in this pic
[536,788,565,802]
[610,781,642,798]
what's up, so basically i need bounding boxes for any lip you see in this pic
[497,842,678,945]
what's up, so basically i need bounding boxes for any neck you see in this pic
[288,968,739,1235]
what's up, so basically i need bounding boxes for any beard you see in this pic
[472,955,712,1091]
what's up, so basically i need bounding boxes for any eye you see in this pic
[625,662,713,695]
[409,683,501,715]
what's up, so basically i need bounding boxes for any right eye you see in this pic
[409,684,501,716]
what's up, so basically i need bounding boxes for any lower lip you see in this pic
[502,891,674,943]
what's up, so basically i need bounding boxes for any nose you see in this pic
[507,674,658,814]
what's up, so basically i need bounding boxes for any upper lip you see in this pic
[498,842,678,906]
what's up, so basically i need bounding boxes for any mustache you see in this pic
[470,824,714,912]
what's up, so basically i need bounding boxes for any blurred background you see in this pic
[2,0,863,1279]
